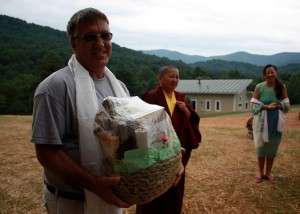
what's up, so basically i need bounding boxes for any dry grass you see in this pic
[181,110,300,214]
[0,115,44,214]
[0,109,299,214]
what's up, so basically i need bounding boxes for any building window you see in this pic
[245,102,249,110]
[191,99,197,111]
[238,103,243,108]
[205,100,211,111]
[215,100,221,112]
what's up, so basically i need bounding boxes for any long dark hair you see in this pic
[263,64,284,100]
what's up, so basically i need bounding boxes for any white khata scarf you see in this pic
[250,97,289,148]
[68,54,128,214]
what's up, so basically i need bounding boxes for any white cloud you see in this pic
[1,0,300,56]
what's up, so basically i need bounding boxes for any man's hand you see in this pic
[94,176,132,208]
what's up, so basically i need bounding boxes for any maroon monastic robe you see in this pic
[136,85,201,214]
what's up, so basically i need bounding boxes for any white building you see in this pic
[176,79,253,115]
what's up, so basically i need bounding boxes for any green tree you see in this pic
[286,73,300,104]
[37,51,65,80]
[0,74,36,114]
[227,70,242,78]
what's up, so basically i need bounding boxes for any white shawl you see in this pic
[250,97,288,148]
[68,54,128,214]
[250,98,269,148]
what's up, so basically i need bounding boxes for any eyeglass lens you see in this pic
[78,33,113,42]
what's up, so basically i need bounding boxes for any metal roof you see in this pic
[176,79,253,94]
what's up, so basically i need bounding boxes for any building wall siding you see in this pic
[185,91,251,115]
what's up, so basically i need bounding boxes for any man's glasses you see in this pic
[75,32,113,42]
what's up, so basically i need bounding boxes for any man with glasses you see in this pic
[31,8,131,214]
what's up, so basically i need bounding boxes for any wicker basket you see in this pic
[111,152,181,205]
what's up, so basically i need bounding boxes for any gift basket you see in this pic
[94,96,181,204]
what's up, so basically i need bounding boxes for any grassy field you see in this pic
[0,109,299,214]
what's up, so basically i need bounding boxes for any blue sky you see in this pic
[1,0,300,56]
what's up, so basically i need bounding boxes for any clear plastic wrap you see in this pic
[94,96,181,176]
[94,96,182,204]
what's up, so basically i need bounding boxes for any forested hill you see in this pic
[0,15,190,114]
[0,15,300,114]
[0,14,190,89]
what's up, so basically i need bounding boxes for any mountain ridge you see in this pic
[141,49,300,66]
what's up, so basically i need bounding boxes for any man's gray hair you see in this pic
[66,8,109,38]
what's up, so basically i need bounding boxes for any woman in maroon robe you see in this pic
[136,65,202,214]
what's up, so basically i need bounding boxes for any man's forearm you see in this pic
[35,144,96,190]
